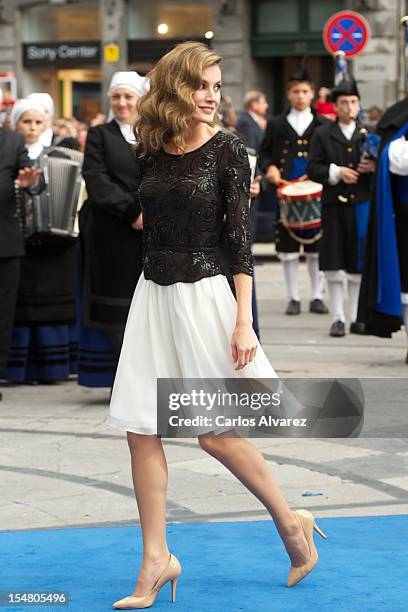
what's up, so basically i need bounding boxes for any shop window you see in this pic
[254,0,343,36]
[256,0,300,34]
[21,1,100,42]
[73,81,101,122]
[309,0,343,32]
[128,0,212,39]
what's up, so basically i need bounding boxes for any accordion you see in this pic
[17,146,83,246]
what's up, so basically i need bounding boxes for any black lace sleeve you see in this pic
[220,136,254,277]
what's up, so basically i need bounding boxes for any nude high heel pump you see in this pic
[287,509,327,588]
[112,553,181,609]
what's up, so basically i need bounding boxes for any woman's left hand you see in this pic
[131,212,143,230]
[231,322,257,370]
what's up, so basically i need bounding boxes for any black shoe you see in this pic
[286,299,301,315]
[350,322,365,335]
[330,320,345,337]
[309,298,329,314]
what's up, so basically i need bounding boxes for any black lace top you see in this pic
[137,130,253,285]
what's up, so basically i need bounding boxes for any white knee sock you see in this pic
[403,304,408,344]
[305,253,323,300]
[327,280,345,322]
[282,258,300,301]
[347,274,361,323]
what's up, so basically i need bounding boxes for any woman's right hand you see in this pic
[231,322,257,370]
[131,212,143,230]
[16,166,41,188]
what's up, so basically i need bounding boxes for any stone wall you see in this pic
[212,0,273,113]
[0,2,17,74]
[351,0,405,109]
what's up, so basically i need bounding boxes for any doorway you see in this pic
[57,69,101,120]
[72,81,101,122]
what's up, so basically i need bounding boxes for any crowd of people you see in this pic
[0,53,407,403]
[0,81,384,154]
[0,90,105,153]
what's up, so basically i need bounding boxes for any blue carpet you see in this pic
[1,515,407,612]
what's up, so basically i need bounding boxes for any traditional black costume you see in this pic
[79,119,144,386]
[357,98,408,359]
[308,78,373,337]
[4,97,78,383]
[258,64,328,315]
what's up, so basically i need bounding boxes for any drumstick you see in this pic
[279,174,308,185]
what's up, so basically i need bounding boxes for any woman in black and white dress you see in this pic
[108,43,326,610]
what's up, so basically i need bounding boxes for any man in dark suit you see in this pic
[235,91,268,152]
[0,126,42,392]
[235,91,269,340]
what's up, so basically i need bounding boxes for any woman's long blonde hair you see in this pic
[135,41,222,153]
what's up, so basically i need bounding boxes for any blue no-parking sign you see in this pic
[323,10,371,58]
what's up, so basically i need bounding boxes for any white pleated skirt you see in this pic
[107,273,277,435]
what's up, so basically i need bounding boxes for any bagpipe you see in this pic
[334,51,380,204]
[334,50,380,161]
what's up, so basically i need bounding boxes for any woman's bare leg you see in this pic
[127,432,170,596]
[198,431,309,567]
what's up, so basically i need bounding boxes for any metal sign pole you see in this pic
[400,16,408,97]
[100,0,128,114]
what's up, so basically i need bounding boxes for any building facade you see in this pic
[0,0,407,118]
[214,0,407,112]
[0,0,213,119]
